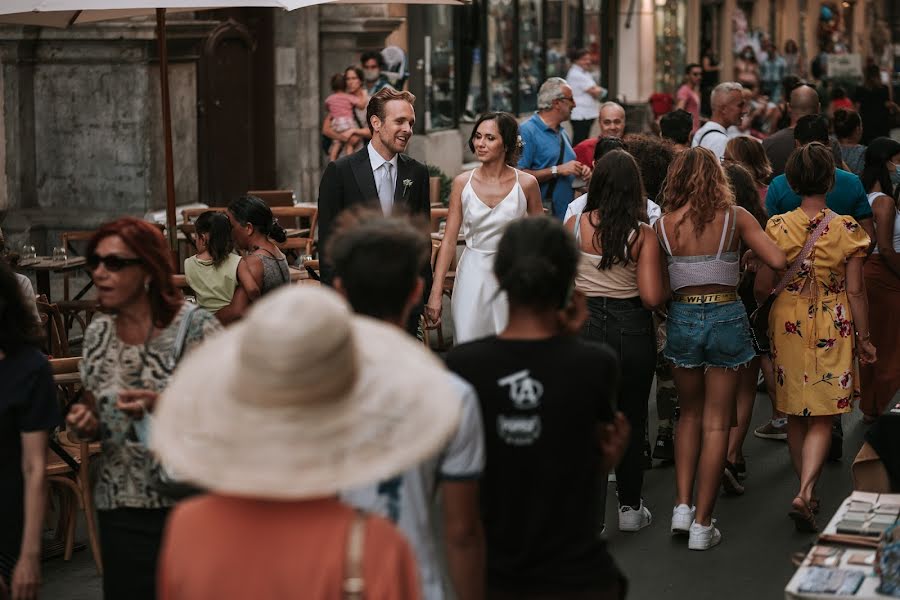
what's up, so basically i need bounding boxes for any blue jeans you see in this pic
[581,296,655,507]
[664,300,755,370]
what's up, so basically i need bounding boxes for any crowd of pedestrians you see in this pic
[2,70,899,600]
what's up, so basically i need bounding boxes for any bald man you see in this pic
[573,102,625,165]
[762,84,844,177]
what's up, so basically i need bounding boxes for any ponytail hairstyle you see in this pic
[195,211,235,267]
[494,216,578,311]
[861,137,900,207]
[227,195,288,243]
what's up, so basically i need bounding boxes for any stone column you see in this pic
[274,7,320,203]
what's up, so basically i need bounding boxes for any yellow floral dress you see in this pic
[765,208,870,416]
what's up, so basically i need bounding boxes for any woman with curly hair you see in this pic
[754,143,875,531]
[656,147,785,550]
[426,112,544,342]
[566,149,666,533]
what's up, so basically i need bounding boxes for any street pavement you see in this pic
[42,387,875,599]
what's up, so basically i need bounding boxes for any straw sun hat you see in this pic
[151,285,462,500]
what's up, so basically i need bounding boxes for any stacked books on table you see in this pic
[819,492,900,549]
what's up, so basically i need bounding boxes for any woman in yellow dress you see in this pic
[755,142,876,531]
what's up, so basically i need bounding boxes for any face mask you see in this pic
[363,68,379,82]
[891,163,900,186]
[743,52,753,59]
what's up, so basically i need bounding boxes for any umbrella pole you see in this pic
[156,8,177,255]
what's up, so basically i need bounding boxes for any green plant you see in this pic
[427,164,453,207]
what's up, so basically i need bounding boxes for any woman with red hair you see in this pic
[66,217,221,600]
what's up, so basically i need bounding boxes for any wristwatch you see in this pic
[551,165,558,177]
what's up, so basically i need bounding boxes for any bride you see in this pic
[426,112,543,343]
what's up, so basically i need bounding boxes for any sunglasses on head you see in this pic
[87,253,143,272]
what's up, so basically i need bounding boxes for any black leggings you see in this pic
[98,507,170,600]
[581,296,656,507]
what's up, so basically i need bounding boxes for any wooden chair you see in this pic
[36,297,70,358]
[46,357,103,575]
[248,189,294,208]
[182,206,226,224]
[272,206,318,261]
[429,208,449,233]
[56,300,99,351]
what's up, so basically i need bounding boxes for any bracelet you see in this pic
[855,331,870,341]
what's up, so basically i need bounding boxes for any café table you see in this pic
[15,256,88,302]
[172,265,307,292]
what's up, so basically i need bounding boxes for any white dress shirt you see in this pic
[566,64,601,122]
[367,143,399,215]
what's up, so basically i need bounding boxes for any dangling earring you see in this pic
[144,279,151,293]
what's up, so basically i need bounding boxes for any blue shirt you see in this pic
[765,168,873,221]
[517,113,577,218]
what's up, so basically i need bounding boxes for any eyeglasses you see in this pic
[87,253,143,272]
[557,95,575,104]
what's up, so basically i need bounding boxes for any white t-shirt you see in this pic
[16,272,40,322]
[868,191,900,253]
[342,373,485,600]
[691,120,729,159]
[566,64,601,122]
[564,193,662,225]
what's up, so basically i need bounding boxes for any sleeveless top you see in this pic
[868,192,900,253]
[658,206,740,291]
[256,251,290,295]
[573,212,640,299]
[184,253,242,314]
[460,168,527,253]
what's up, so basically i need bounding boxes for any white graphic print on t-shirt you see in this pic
[497,369,543,445]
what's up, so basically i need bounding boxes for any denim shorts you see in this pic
[663,300,755,370]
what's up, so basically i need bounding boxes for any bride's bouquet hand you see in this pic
[425,295,443,327]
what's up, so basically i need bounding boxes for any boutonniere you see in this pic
[402,179,414,198]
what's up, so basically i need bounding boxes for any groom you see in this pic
[318,87,431,287]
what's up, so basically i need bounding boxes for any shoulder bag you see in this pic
[749,211,835,354]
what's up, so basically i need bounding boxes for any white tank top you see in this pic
[868,192,900,253]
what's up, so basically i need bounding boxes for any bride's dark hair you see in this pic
[468,112,521,166]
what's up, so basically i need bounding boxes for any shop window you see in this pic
[655,0,687,93]
[488,0,516,112]
[519,0,543,113]
[545,0,581,79]
[425,6,456,130]
[582,0,602,82]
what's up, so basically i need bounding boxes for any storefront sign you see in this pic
[827,53,862,78]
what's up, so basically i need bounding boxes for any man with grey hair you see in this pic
[517,77,592,217]
[573,101,626,165]
[691,81,746,159]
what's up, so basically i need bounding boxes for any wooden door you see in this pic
[198,19,255,207]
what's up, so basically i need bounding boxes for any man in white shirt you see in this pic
[565,48,606,145]
[692,81,746,159]
[331,213,486,600]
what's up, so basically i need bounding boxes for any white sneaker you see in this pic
[688,520,722,550]
[671,504,695,535]
[619,501,652,532]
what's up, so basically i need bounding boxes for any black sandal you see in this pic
[789,496,818,533]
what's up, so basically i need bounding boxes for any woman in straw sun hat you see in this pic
[153,285,462,599]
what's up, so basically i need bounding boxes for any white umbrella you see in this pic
[0,0,463,250]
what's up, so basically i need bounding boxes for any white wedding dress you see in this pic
[451,168,528,344]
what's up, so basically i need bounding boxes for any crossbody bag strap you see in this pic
[769,210,836,297]
[543,133,567,202]
[173,303,200,362]
[343,510,367,600]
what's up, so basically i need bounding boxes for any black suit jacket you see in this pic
[317,146,432,289]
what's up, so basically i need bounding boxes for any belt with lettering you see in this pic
[673,292,739,304]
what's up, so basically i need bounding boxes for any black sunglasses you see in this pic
[87,253,143,272]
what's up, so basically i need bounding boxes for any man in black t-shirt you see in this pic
[446,335,624,596]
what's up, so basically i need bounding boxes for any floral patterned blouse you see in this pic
[765,208,870,416]
[79,303,221,510]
